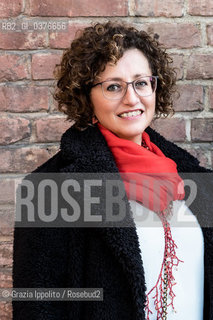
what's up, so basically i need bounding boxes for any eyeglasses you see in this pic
[91,76,158,100]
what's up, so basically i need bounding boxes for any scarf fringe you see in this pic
[145,205,184,319]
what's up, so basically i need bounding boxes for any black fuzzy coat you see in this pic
[13,125,213,320]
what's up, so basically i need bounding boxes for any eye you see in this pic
[135,79,148,88]
[106,83,122,92]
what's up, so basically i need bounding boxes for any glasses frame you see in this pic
[91,76,159,100]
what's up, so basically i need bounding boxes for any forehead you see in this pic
[98,48,152,80]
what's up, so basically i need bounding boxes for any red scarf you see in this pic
[98,123,185,211]
[98,123,185,319]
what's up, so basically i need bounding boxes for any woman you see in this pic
[13,21,213,320]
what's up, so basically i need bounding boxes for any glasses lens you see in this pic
[134,77,157,97]
[101,81,125,100]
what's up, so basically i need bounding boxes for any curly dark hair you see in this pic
[53,21,177,130]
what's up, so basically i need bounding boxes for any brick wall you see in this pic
[0,0,212,318]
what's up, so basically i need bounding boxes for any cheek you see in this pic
[91,91,105,109]
[146,94,156,110]
[94,101,118,118]
[139,95,156,112]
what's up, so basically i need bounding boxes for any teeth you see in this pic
[119,110,142,118]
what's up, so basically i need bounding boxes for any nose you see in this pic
[122,83,140,106]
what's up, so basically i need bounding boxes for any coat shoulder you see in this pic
[33,150,66,173]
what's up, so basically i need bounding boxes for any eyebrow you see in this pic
[103,74,151,81]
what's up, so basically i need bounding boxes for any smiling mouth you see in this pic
[118,110,143,118]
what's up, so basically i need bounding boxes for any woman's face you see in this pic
[90,48,156,145]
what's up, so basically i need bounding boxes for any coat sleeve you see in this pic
[12,227,69,319]
[12,171,86,319]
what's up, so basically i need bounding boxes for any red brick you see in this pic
[0,179,15,204]
[0,208,14,236]
[0,243,13,267]
[209,87,213,109]
[0,54,30,82]
[174,85,204,111]
[0,302,12,320]
[184,146,209,168]
[151,118,186,142]
[207,24,213,45]
[26,0,128,16]
[0,118,30,145]
[191,119,213,141]
[0,147,57,173]
[171,54,184,80]
[143,23,201,49]
[0,86,49,112]
[188,0,213,16]
[49,22,89,49]
[0,269,12,288]
[0,0,23,18]
[134,0,184,17]
[186,54,213,79]
[35,117,71,142]
[32,53,62,80]
[0,30,47,50]
[49,93,58,112]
